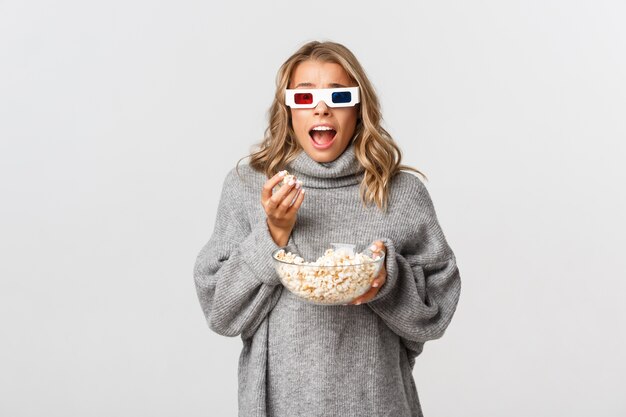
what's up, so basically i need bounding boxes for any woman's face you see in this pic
[288,60,359,163]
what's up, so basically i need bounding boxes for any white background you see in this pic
[1,1,625,416]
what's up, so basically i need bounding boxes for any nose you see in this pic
[314,99,330,115]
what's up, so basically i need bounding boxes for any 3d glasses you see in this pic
[285,86,360,108]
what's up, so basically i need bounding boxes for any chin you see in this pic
[311,153,337,163]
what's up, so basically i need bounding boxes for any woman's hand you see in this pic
[262,171,305,246]
[349,240,387,305]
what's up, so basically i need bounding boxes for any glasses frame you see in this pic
[284,86,360,109]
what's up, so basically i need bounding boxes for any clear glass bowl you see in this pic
[272,243,386,305]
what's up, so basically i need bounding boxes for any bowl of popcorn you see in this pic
[272,243,385,305]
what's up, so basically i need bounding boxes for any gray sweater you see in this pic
[194,142,462,417]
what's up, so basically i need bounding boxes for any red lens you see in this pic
[294,93,313,105]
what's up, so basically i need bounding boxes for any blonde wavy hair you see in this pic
[236,40,426,213]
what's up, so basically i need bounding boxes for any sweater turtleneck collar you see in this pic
[285,141,365,189]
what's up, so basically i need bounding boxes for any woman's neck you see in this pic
[285,142,364,189]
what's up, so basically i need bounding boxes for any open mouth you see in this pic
[309,128,337,147]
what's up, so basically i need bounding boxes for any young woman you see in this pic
[194,40,462,417]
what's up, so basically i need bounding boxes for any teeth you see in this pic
[311,126,334,131]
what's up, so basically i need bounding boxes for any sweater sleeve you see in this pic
[193,168,289,340]
[367,179,462,356]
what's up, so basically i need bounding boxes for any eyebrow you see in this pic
[294,82,349,88]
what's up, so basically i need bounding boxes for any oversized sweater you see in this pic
[193,142,462,417]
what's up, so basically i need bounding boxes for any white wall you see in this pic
[1,1,625,416]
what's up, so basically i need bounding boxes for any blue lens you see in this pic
[331,91,352,103]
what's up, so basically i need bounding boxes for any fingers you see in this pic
[371,267,386,288]
[262,171,288,203]
[349,250,387,305]
[350,286,377,305]
[368,240,387,260]
[369,240,385,253]
[264,174,301,211]
[277,182,301,211]
[286,186,305,213]
[278,178,301,208]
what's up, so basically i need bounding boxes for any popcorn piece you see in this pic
[272,170,303,195]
